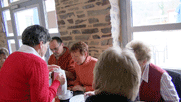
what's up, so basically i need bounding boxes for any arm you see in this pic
[84,85,94,92]
[72,85,94,92]
[160,72,180,102]
[29,60,61,102]
[66,58,76,80]
[72,72,82,91]
[65,70,75,80]
[72,74,93,92]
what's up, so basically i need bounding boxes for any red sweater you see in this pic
[48,47,75,85]
[139,63,165,101]
[74,56,98,92]
[0,52,60,102]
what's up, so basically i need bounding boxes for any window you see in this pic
[121,0,181,69]
[132,0,180,26]
[2,9,13,37]
[14,7,40,36]
[45,0,59,34]
[133,30,181,69]
[0,0,59,62]
[7,39,15,53]
[1,0,9,7]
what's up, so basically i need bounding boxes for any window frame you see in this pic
[120,0,181,69]
[121,0,181,47]
[0,0,59,62]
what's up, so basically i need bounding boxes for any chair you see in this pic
[165,69,181,99]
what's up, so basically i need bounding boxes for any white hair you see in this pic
[93,47,141,101]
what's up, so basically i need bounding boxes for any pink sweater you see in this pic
[74,56,98,92]
[0,52,60,102]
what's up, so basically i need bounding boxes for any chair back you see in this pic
[165,69,181,98]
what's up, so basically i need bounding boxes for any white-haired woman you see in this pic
[85,47,141,102]
[126,40,179,102]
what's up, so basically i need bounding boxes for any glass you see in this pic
[45,0,58,33]
[133,30,181,69]
[1,0,9,7]
[132,0,180,26]
[2,10,14,36]
[8,39,16,54]
[14,7,40,36]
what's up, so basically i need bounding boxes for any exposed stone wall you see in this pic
[0,14,8,48]
[55,0,120,58]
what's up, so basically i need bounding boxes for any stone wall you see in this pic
[0,0,121,58]
[55,0,120,58]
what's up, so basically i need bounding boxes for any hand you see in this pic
[84,91,95,97]
[84,91,95,100]
[67,87,72,90]
[72,85,85,91]
[53,96,60,102]
[55,73,65,85]
[48,64,60,72]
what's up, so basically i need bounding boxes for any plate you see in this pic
[69,94,84,102]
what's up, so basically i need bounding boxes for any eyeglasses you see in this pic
[50,44,61,52]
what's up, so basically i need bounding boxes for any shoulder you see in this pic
[10,52,41,60]
[64,46,69,50]
[13,52,46,65]
[89,56,98,63]
[48,54,55,63]
[63,46,70,54]
[6,52,47,71]
[149,63,166,74]
[49,54,55,59]
[61,48,73,62]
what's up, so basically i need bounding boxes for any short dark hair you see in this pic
[51,37,63,44]
[70,41,88,55]
[22,25,51,47]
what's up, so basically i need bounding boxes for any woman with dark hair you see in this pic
[0,25,65,102]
